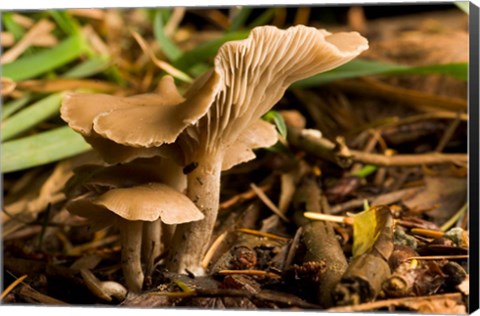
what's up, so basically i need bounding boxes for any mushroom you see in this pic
[60,74,220,164]
[166,25,368,274]
[66,182,203,292]
[60,69,277,282]
[60,25,368,276]
[65,156,188,279]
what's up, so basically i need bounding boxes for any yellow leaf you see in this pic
[352,206,391,257]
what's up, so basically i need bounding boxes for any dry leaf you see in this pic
[1,32,15,47]
[352,205,393,258]
[403,175,467,224]
[1,77,16,96]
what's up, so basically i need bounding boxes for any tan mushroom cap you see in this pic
[60,76,183,136]
[82,135,184,165]
[222,119,278,171]
[65,157,187,198]
[183,25,368,156]
[61,72,220,149]
[67,183,204,225]
[92,70,220,148]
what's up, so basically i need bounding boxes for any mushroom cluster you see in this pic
[64,157,203,292]
[61,24,368,285]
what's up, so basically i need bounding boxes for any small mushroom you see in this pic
[65,156,188,280]
[167,25,368,274]
[66,182,203,292]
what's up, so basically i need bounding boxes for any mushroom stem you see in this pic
[142,219,162,277]
[161,222,176,249]
[167,157,222,275]
[118,219,144,292]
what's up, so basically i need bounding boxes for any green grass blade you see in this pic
[48,10,81,35]
[1,126,91,173]
[394,62,468,81]
[247,8,276,28]
[228,7,253,32]
[63,55,111,78]
[292,59,468,89]
[174,31,250,71]
[2,12,25,40]
[2,95,32,120]
[263,110,287,138]
[352,165,378,178]
[153,10,183,62]
[1,93,64,141]
[2,34,89,81]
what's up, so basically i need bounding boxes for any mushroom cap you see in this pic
[66,183,204,225]
[222,119,278,171]
[83,135,183,165]
[60,76,183,137]
[92,71,219,148]
[182,25,368,157]
[65,156,187,198]
[60,73,220,150]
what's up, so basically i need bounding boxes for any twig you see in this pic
[288,127,353,168]
[406,255,468,261]
[250,183,289,222]
[131,30,192,83]
[18,284,68,305]
[434,113,463,152]
[220,180,273,210]
[328,186,422,214]
[410,227,445,238]
[288,126,466,167]
[217,269,282,279]
[236,228,290,242]
[441,203,468,232]
[303,212,354,225]
[0,274,28,300]
[202,231,228,269]
[349,150,467,167]
[327,292,463,313]
[164,7,186,37]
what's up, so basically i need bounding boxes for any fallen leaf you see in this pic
[403,175,467,224]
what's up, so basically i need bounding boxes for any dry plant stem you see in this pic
[289,127,467,167]
[18,284,68,305]
[168,157,222,275]
[327,292,463,313]
[349,151,467,166]
[118,219,144,292]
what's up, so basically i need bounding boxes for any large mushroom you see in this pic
[66,181,203,293]
[60,24,368,276]
[166,25,369,274]
[60,75,220,165]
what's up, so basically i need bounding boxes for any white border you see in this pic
[1,1,478,316]
[0,0,477,10]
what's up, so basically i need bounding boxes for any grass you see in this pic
[0,7,469,173]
